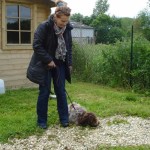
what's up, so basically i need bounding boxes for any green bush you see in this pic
[132,37,150,90]
[72,37,150,91]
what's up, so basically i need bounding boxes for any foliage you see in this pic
[93,0,109,16]
[71,13,93,26]
[134,9,150,41]
[131,36,150,90]
[91,14,125,44]
[82,16,93,26]
[70,13,84,22]
[108,27,125,43]
[72,37,150,92]
[120,17,134,37]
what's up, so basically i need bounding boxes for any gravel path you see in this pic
[0,115,150,150]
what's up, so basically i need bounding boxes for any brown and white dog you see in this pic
[68,102,99,127]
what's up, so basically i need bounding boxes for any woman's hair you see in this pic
[55,6,71,17]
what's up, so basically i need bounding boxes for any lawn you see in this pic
[0,81,150,148]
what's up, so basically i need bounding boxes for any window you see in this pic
[6,5,31,44]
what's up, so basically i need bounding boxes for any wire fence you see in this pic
[72,25,150,90]
[72,37,95,45]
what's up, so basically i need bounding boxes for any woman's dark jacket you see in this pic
[27,15,73,85]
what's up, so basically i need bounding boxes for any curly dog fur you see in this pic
[68,102,99,127]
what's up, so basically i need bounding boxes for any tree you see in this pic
[93,0,109,16]
[91,14,124,44]
[108,27,125,43]
[82,16,93,26]
[71,13,93,26]
[134,9,150,41]
[121,17,134,38]
[70,13,83,22]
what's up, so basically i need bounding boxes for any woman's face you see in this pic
[55,14,69,28]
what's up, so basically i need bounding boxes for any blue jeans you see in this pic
[37,64,68,124]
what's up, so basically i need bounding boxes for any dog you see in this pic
[68,102,99,127]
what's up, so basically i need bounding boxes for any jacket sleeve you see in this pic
[33,22,53,64]
[67,30,73,66]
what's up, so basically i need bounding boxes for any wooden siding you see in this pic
[37,4,50,24]
[0,0,54,89]
[0,50,35,89]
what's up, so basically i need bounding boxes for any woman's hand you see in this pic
[47,61,56,69]
[69,66,73,73]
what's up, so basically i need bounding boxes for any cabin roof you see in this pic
[70,21,94,29]
[37,0,56,7]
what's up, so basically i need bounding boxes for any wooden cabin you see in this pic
[0,0,55,89]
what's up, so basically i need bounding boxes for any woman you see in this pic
[27,2,73,129]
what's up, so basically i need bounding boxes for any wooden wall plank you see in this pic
[5,79,38,89]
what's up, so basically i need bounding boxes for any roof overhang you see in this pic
[36,0,56,7]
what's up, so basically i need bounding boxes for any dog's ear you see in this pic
[87,112,99,127]
[77,112,89,126]
[77,112,99,127]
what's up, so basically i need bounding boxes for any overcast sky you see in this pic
[52,0,148,18]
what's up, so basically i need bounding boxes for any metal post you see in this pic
[130,25,133,87]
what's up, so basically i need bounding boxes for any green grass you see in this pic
[66,82,150,118]
[97,145,150,150]
[107,118,129,126]
[0,81,150,147]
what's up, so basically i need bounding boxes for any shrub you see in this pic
[72,37,150,91]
